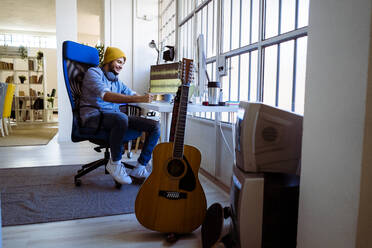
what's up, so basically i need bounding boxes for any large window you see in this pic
[174,0,309,121]
[159,0,177,51]
[0,33,56,48]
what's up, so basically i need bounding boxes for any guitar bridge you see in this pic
[159,190,187,200]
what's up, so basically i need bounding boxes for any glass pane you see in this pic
[230,56,239,101]
[0,35,5,46]
[240,53,249,101]
[207,2,214,57]
[241,0,251,47]
[207,62,216,81]
[263,45,278,106]
[221,112,228,122]
[231,0,241,50]
[181,0,186,20]
[202,7,208,53]
[278,40,294,111]
[298,0,310,28]
[251,0,259,43]
[221,65,229,101]
[189,19,194,59]
[281,0,296,34]
[223,0,231,52]
[213,0,217,56]
[250,50,258,101]
[265,0,279,39]
[180,25,185,59]
[295,37,307,114]
[197,10,202,37]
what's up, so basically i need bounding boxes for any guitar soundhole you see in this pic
[167,159,185,177]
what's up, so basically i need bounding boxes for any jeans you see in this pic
[84,110,160,165]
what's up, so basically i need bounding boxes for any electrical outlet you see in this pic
[217,55,227,76]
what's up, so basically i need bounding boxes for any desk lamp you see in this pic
[149,40,159,65]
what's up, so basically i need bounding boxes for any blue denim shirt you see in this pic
[79,67,135,125]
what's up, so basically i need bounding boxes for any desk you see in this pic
[138,102,239,142]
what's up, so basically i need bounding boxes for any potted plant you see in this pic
[95,43,105,66]
[18,75,27,84]
[36,51,44,70]
[47,89,56,108]
[18,46,28,59]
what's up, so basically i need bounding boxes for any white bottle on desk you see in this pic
[219,89,223,104]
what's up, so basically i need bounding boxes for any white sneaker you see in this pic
[130,164,150,179]
[106,159,132,184]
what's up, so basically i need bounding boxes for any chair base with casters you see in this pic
[74,144,138,188]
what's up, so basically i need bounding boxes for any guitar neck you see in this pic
[169,98,180,142]
[173,85,189,159]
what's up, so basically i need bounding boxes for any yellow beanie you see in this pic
[103,47,126,65]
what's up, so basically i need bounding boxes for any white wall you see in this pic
[356,21,372,245]
[103,0,158,94]
[297,0,372,247]
[78,33,100,47]
[185,117,235,187]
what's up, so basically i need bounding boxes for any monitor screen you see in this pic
[235,101,303,175]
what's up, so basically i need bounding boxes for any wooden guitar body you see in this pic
[135,142,207,234]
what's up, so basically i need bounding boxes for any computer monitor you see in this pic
[235,101,303,175]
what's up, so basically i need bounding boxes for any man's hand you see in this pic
[141,94,153,103]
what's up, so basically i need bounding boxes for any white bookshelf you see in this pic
[0,56,52,123]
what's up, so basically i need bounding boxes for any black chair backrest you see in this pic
[64,60,92,112]
[62,41,99,112]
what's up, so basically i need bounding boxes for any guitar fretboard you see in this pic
[173,85,189,159]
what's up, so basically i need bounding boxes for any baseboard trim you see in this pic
[200,168,230,194]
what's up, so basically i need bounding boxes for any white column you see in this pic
[56,0,77,142]
[297,0,372,247]
[102,0,111,46]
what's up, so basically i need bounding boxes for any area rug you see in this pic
[0,124,58,147]
[0,164,140,226]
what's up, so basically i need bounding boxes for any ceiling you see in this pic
[0,0,101,35]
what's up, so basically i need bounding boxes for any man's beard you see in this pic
[109,62,119,75]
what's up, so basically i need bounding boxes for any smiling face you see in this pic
[109,57,125,75]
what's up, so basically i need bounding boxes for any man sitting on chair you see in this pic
[80,46,160,185]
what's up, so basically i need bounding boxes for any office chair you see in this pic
[62,40,142,188]
[2,83,15,136]
[0,82,7,137]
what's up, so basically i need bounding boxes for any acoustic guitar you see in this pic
[135,58,207,234]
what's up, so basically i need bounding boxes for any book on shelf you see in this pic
[29,75,38,84]
[0,61,14,70]
[37,75,43,84]
[28,59,35,71]
[5,76,14,83]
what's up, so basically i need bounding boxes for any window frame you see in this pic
[162,0,308,121]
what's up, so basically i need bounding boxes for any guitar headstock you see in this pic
[181,58,194,86]
[175,58,194,102]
